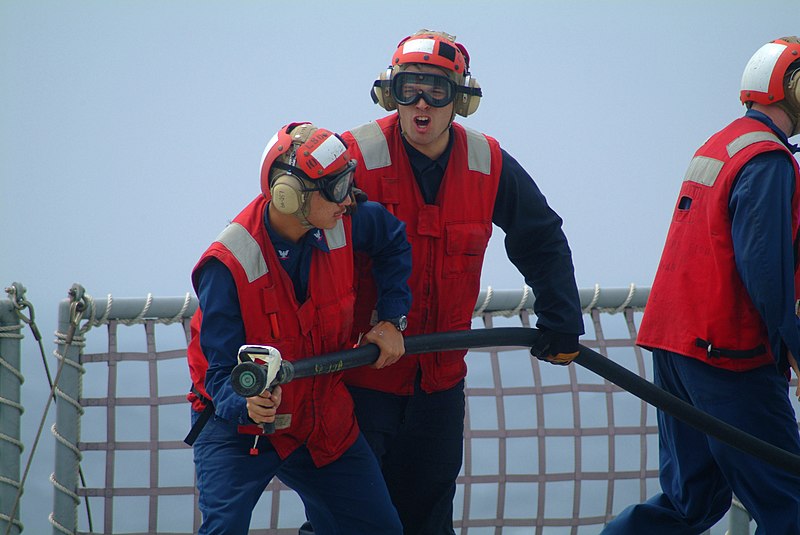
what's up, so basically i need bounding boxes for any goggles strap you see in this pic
[272,160,354,204]
[456,85,483,97]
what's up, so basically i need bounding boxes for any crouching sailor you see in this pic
[185,122,412,535]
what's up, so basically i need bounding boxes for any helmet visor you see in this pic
[391,71,456,108]
[306,159,357,204]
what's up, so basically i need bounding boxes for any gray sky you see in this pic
[2,1,799,532]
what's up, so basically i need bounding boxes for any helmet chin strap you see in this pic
[295,188,316,230]
[295,211,314,230]
[286,136,315,227]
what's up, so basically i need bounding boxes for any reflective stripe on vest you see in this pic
[323,220,347,250]
[215,222,269,283]
[350,120,492,175]
[350,122,392,170]
[726,131,781,157]
[684,131,782,187]
[216,220,345,278]
[463,125,491,174]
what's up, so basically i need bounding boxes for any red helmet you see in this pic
[259,122,351,198]
[259,123,354,216]
[740,37,800,106]
[372,29,482,117]
[391,30,470,79]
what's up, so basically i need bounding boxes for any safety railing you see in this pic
[49,289,197,535]
[5,283,793,533]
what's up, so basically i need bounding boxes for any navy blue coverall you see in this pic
[192,199,411,535]
[602,111,800,534]
[347,132,585,534]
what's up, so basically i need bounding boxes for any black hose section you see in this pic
[284,327,800,475]
[574,349,800,475]
[285,327,538,379]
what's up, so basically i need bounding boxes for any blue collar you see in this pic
[263,204,331,254]
[745,109,799,153]
[401,127,454,173]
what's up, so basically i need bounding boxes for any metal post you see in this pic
[726,496,752,535]
[50,297,84,535]
[0,295,23,535]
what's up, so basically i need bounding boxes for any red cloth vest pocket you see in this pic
[443,222,490,278]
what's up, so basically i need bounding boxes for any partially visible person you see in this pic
[185,122,412,534]
[602,37,800,534]
[337,29,584,534]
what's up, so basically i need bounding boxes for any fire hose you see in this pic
[230,327,800,476]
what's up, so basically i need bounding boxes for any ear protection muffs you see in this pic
[786,68,800,110]
[371,68,396,111]
[270,173,307,215]
[371,68,482,117]
[785,68,800,136]
[373,30,482,117]
[454,74,481,117]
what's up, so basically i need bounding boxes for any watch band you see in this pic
[383,315,408,332]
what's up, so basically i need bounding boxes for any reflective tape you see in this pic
[323,220,347,250]
[216,223,269,283]
[684,156,724,186]
[463,125,491,174]
[726,131,781,158]
[351,121,492,174]
[350,122,392,170]
[684,130,781,186]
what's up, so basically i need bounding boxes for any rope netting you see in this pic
[456,308,656,534]
[40,287,799,534]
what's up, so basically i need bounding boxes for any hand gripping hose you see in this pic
[230,327,800,475]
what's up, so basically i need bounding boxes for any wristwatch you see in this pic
[383,315,408,332]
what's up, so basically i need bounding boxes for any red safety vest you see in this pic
[341,114,502,394]
[638,117,800,371]
[186,195,359,466]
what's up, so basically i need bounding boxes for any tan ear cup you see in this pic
[787,69,800,110]
[372,68,396,111]
[454,75,481,117]
[785,69,800,136]
[270,175,305,215]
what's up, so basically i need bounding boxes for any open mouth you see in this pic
[414,116,430,128]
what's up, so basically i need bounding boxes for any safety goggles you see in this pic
[308,159,357,203]
[273,159,357,204]
[391,71,457,108]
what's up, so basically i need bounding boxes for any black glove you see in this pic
[530,329,580,366]
[352,187,368,203]
[345,187,369,215]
